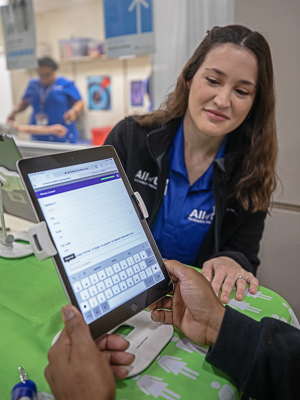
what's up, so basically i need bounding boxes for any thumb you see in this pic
[165,259,192,282]
[61,305,93,346]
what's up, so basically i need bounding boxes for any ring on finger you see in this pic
[235,275,248,284]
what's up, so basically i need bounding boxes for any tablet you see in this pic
[17,145,173,339]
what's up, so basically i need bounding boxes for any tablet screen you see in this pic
[28,157,165,325]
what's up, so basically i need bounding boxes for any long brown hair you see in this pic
[134,25,277,212]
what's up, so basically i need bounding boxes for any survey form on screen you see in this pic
[28,159,147,277]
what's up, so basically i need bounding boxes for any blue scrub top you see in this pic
[22,77,82,143]
[151,120,228,266]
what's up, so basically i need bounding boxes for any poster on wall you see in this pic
[0,0,37,69]
[88,76,111,110]
[103,0,154,58]
[130,80,144,106]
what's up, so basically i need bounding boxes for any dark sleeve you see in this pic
[104,118,130,170]
[206,306,300,400]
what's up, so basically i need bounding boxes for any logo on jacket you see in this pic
[134,170,158,189]
[188,207,215,224]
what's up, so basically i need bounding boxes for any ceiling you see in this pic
[33,0,95,14]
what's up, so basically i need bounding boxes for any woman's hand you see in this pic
[63,100,84,124]
[201,256,258,303]
[63,108,77,124]
[48,124,68,137]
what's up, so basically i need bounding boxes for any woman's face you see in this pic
[38,66,56,86]
[185,44,258,139]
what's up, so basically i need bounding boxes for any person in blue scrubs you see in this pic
[7,56,84,143]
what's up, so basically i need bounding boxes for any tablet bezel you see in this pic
[17,145,173,339]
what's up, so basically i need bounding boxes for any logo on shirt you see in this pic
[188,207,215,224]
[53,85,64,91]
[134,170,158,189]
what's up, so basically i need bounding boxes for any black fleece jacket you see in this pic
[206,306,300,399]
[105,117,266,275]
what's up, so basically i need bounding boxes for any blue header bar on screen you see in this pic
[35,173,121,199]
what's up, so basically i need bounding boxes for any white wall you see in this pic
[0,53,13,124]
[152,0,234,109]
[235,0,300,317]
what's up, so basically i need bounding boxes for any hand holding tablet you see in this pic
[17,145,173,339]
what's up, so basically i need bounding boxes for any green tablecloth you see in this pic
[0,254,297,399]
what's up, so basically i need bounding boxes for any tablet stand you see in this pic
[51,311,174,378]
[44,192,173,376]
[0,167,33,259]
[110,310,174,377]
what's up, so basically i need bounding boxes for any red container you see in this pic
[91,126,113,146]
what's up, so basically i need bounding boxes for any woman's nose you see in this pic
[214,88,231,109]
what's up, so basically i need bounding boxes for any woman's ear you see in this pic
[186,80,191,90]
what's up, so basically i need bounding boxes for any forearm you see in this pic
[17,124,53,134]
[206,306,300,399]
[13,123,67,137]
[71,99,84,115]
[8,100,29,119]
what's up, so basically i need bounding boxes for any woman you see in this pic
[7,56,84,143]
[105,25,278,303]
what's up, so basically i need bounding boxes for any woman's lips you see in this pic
[205,109,229,121]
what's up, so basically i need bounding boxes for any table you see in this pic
[0,216,298,399]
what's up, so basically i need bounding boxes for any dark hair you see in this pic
[134,24,277,212]
[38,56,58,71]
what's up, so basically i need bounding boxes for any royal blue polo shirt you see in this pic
[151,120,228,266]
[22,77,82,143]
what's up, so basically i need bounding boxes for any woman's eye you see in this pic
[206,77,219,85]
[235,89,249,96]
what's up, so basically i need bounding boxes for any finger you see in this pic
[147,298,164,311]
[167,272,179,285]
[151,309,173,325]
[96,334,130,352]
[201,260,213,282]
[61,305,92,347]
[248,275,259,294]
[110,365,131,380]
[164,259,205,294]
[164,259,193,282]
[148,296,173,311]
[102,350,135,366]
[220,273,237,303]
[211,272,226,298]
[235,278,247,301]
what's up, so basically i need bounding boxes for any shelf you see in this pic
[59,55,107,64]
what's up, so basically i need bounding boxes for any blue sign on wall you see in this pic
[104,0,153,39]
